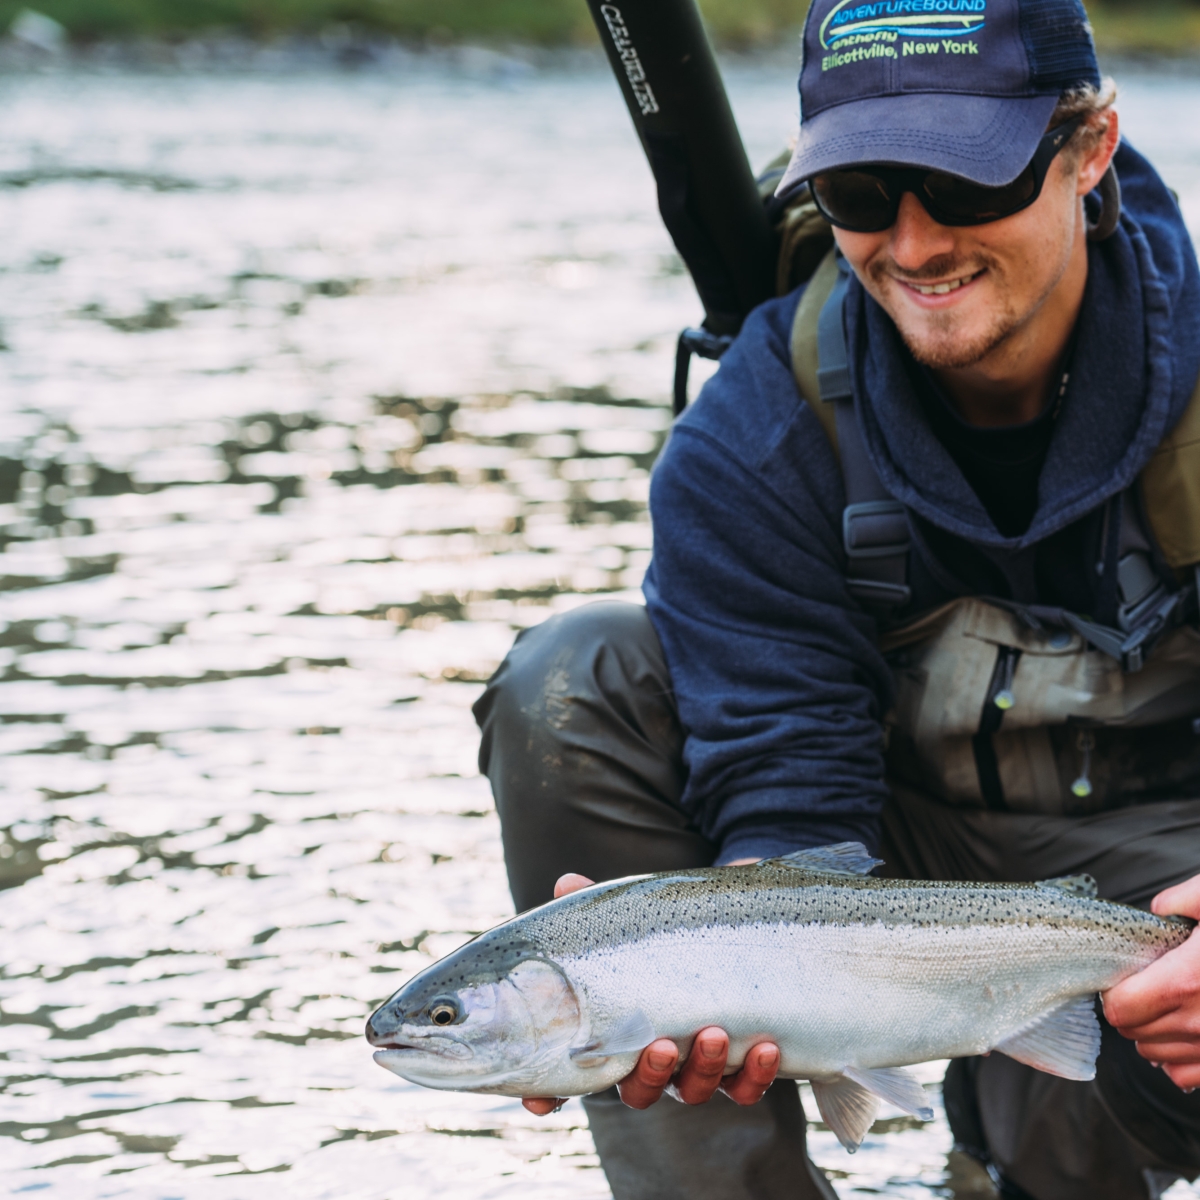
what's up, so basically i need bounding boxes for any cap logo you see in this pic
[819,0,987,68]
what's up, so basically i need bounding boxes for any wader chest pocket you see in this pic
[883,599,1200,815]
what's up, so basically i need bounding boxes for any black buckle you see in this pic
[1118,588,1185,672]
[843,500,911,612]
[843,500,910,560]
[1064,586,1186,674]
[817,363,851,402]
[1116,551,1164,633]
[847,579,912,608]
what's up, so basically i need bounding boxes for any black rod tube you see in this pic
[585,0,778,336]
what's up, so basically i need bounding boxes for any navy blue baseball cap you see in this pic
[776,0,1101,194]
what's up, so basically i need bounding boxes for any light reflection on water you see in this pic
[1,54,1198,1199]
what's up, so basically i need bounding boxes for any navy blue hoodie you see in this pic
[643,141,1200,865]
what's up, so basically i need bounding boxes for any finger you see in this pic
[720,1042,780,1106]
[1103,931,1200,1030]
[522,1097,565,1116]
[617,1039,679,1110]
[553,873,595,899]
[1164,1062,1200,1093]
[1152,873,1200,920]
[1114,1011,1200,1043]
[1135,1040,1200,1065]
[674,1027,730,1105]
[1125,1008,1200,1043]
[1104,969,1177,1031]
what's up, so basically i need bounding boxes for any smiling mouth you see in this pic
[901,268,986,297]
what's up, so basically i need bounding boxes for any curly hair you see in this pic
[1051,77,1119,166]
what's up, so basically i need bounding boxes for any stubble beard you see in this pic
[867,250,1022,371]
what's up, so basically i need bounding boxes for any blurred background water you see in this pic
[0,49,1199,1200]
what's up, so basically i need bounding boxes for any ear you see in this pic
[1075,109,1120,198]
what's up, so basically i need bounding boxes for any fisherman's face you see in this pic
[832,116,1119,373]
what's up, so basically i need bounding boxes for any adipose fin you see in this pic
[1038,874,1099,899]
[569,1009,656,1067]
[809,1074,879,1153]
[766,843,883,877]
[995,994,1101,1080]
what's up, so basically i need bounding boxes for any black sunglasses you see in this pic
[809,114,1086,233]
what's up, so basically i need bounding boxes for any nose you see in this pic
[889,190,957,272]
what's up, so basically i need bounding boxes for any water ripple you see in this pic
[0,58,1198,1200]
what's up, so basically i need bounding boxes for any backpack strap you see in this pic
[1141,367,1200,570]
[790,249,839,452]
[795,251,912,614]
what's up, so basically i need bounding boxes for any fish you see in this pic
[365,842,1193,1152]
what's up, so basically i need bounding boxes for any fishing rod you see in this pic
[583,0,779,412]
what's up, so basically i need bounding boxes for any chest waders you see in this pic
[790,237,1200,816]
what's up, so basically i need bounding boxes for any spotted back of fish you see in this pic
[512,858,1192,961]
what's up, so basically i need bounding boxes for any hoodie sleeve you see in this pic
[642,292,893,864]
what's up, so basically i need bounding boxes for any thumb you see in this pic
[1152,874,1200,920]
[554,873,595,899]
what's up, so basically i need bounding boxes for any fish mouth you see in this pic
[373,1047,423,1077]
[365,1023,473,1060]
[369,1037,417,1051]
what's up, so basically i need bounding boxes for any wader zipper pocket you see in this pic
[973,645,1022,811]
[1072,730,1096,798]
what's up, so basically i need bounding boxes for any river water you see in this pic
[1,48,1198,1200]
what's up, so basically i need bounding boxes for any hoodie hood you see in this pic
[846,140,1200,551]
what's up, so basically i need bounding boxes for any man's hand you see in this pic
[1103,874,1200,1092]
[614,1026,780,1109]
[522,867,781,1116]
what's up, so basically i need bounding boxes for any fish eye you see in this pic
[428,998,459,1026]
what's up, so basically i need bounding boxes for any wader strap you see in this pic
[817,257,912,614]
[1115,492,1170,632]
[992,491,1188,673]
[1053,491,1188,672]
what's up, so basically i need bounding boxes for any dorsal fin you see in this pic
[1038,874,1099,899]
[764,843,882,877]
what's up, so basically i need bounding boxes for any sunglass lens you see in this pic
[811,170,898,232]
[922,166,1037,224]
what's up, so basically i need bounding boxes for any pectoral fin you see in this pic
[569,1009,656,1067]
[995,994,1101,1081]
[843,1065,934,1121]
[809,1075,879,1153]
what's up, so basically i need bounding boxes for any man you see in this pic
[473,0,1200,1196]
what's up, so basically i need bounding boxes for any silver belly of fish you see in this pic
[366,843,1191,1151]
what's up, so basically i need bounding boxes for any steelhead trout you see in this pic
[366,843,1192,1151]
